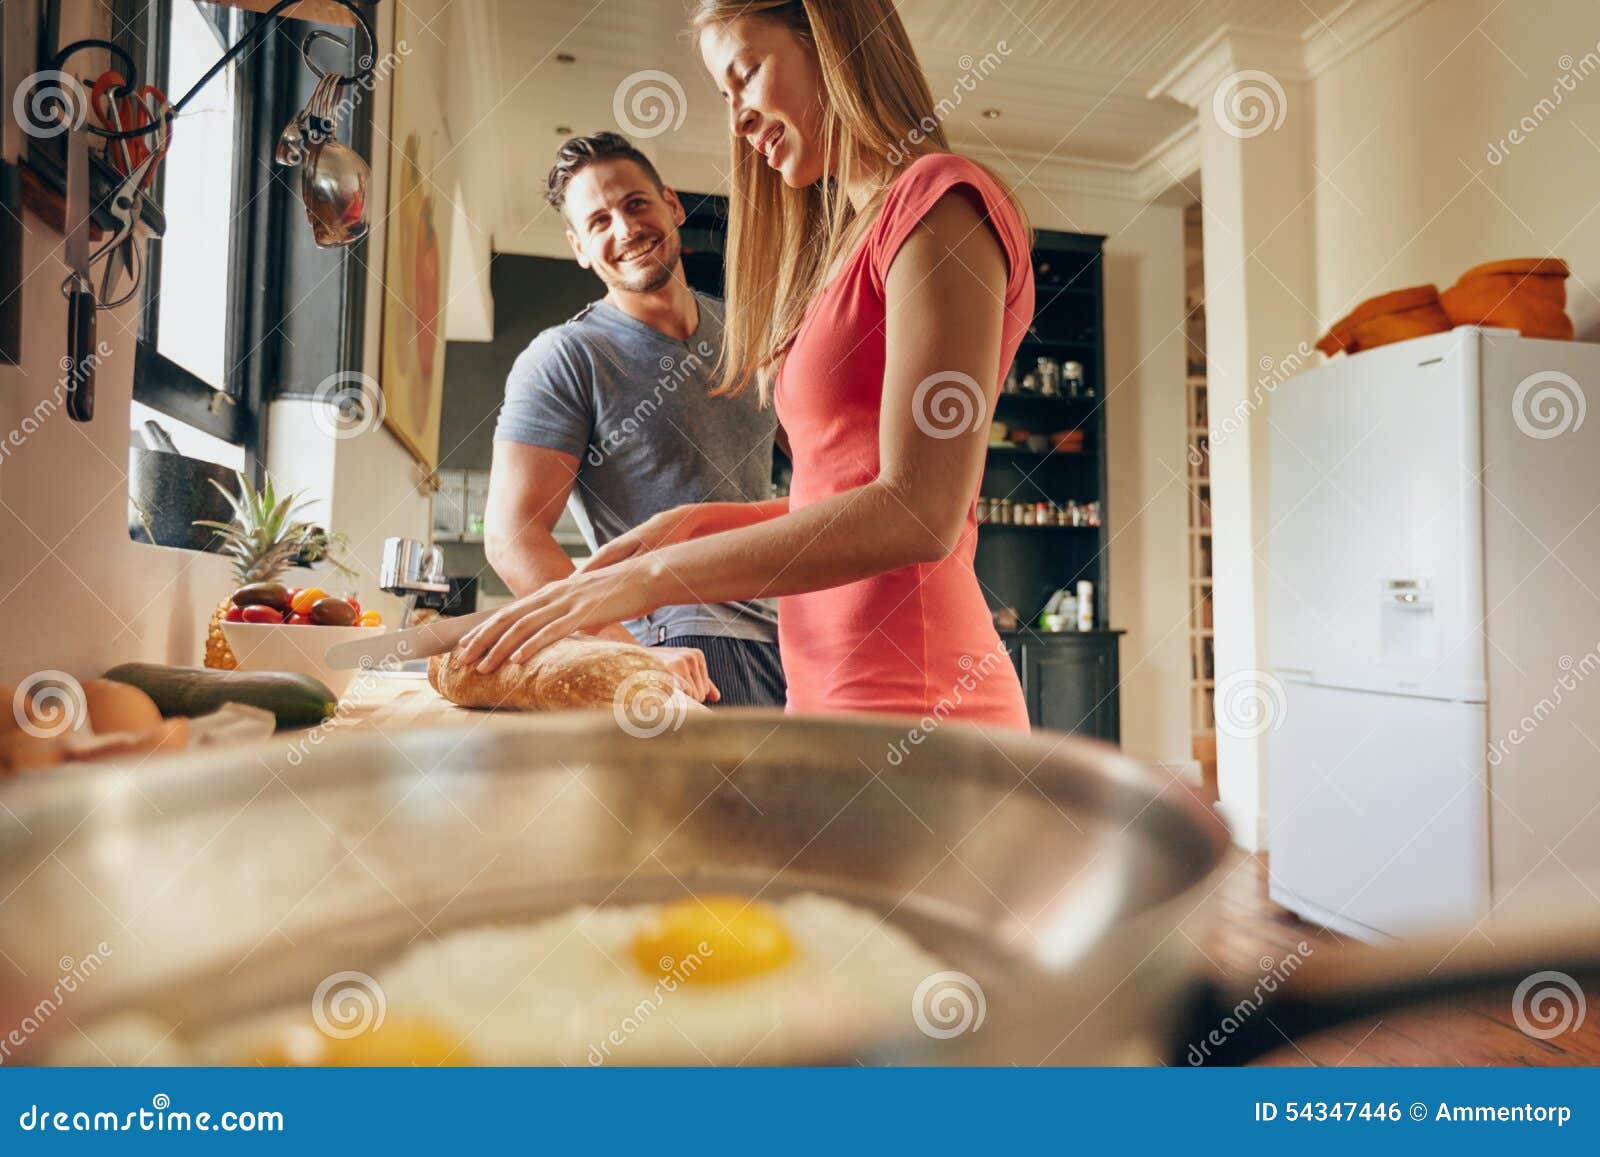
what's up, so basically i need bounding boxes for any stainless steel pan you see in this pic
[1,711,1596,1065]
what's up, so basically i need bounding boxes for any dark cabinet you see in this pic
[1005,631,1121,741]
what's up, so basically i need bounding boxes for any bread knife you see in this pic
[323,607,500,670]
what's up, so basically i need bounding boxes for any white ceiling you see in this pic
[473,0,1371,252]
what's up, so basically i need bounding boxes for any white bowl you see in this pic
[220,621,386,700]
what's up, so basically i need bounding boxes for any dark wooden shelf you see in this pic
[985,445,1097,461]
[994,390,1100,405]
[1019,337,1097,351]
[978,520,1100,531]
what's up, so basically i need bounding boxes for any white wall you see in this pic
[1310,1,1600,340]
[1179,0,1600,847]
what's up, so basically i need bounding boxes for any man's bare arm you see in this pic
[483,440,637,645]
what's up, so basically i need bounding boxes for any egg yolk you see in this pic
[246,1015,470,1066]
[631,896,795,985]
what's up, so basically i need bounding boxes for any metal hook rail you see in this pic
[47,0,378,142]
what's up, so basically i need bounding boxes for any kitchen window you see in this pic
[113,0,375,482]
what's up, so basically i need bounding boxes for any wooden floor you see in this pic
[1198,852,1600,1066]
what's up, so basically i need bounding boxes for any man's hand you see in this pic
[655,646,719,703]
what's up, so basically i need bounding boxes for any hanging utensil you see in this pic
[277,72,340,166]
[296,33,371,247]
[301,134,370,247]
[60,108,95,423]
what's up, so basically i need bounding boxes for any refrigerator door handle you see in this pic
[1276,667,1316,684]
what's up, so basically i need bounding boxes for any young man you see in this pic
[485,133,784,707]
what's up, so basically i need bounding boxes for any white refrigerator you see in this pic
[1266,326,1600,943]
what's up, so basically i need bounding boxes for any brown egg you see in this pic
[0,732,67,774]
[11,677,90,736]
[82,679,163,736]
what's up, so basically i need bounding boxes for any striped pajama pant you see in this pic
[657,635,786,709]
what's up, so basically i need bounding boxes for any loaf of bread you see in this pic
[427,635,678,712]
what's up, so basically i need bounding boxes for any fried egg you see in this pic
[52,893,948,1066]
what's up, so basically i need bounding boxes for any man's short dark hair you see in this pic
[546,132,666,217]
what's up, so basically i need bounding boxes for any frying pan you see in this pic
[0,711,1595,1065]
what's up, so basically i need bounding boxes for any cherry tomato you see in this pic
[345,596,361,616]
[290,587,327,615]
[240,605,284,625]
[288,612,315,625]
[357,610,382,627]
[287,588,304,606]
[225,604,246,623]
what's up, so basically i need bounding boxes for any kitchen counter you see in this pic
[321,671,482,732]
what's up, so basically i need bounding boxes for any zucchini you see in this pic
[103,663,337,730]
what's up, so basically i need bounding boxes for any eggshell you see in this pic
[82,679,163,736]
[0,731,67,774]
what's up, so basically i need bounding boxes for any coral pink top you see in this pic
[774,154,1033,729]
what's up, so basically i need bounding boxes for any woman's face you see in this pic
[699,16,828,188]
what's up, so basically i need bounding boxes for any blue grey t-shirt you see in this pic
[494,292,779,645]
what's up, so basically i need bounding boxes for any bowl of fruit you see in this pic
[219,582,384,699]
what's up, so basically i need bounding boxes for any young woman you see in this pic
[460,0,1035,729]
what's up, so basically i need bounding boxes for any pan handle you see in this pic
[1173,914,1600,1067]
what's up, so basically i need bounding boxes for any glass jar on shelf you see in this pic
[1063,361,1085,398]
[1035,357,1060,397]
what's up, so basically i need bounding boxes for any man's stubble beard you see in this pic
[602,230,683,295]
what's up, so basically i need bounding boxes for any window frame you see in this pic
[108,0,376,484]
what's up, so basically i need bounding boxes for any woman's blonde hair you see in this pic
[690,0,1023,402]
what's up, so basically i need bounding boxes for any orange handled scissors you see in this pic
[89,71,170,186]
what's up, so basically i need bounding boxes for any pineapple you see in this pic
[195,473,353,669]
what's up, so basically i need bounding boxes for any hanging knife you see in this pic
[62,121,96,422]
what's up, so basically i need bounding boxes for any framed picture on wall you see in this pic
[378,0,454,470]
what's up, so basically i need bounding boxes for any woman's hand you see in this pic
[654,647,719,702]
[457,563,659,674]
[580,504,710,573]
